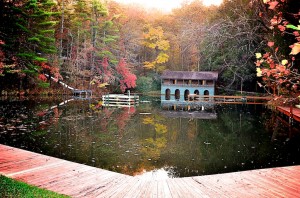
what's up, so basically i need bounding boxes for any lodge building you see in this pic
[161,71,218,101]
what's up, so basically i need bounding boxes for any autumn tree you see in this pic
[116,58,137,92]
[255,0,300,97]
[142,25,170,73]
[198,0,265,92]
[115,3,147,73]
[170,1,217,71]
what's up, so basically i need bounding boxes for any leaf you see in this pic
[143,61,155,69]
[290,43,300,55]
[267,41,274,47]
[98,82,109,88]
[268,1,279,10]
[278,25,285,32]
[256,68,262,77]
[156,53,169,64]
[286,24,300,30]
[256,53,262,59]
[143,117,154,125]
[281,59,288,65]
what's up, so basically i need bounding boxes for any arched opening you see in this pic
[175,89,180,100]
[184,89,190,101]
[193,90,200,101]
[165,89,170,100]
[204,90,209,101]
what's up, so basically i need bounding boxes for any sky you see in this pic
[114,0,223,12]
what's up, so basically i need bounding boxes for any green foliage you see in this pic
[0,175,69,198]
[38,82,50,88]
[38,21,57,26]
[286,24,300,31]
[28,37,41,42]
[135,75,160,93]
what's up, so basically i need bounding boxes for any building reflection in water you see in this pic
[160,100,217,120]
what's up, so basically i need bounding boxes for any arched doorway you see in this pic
[165,89,170,100]
[184,89,190,101]
[204,90,209,101]
[193,90,200,101]
[175,89,180,100]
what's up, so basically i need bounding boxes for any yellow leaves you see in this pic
[263,0,270,3]
[157,40,170,51]
[98,82,109,88]
[256,68,262,77]
[143,61,155,70]
[256,53,262,59]
[143,116,154,125]
[142,41,156,49]
[154,123,167,134]
[156,53,169,64]
[143,26,164,41]
[281,59,288,65]
[143,24,170,71]
[290,43,300,55]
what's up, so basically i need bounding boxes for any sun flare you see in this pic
[114,0,223,12]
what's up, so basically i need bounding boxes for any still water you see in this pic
[0,96,300,178]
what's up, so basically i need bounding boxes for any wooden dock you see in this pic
[277,106,300,123]
[187,95,272,104]
[1,144,300,197]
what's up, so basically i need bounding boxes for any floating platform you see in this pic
[1,144,300,197]
[102,94,139,107]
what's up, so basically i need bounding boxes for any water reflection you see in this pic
[0,96,300,178]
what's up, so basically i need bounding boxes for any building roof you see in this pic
[161,71,218,80]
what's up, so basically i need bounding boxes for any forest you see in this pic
[0,0,299,97]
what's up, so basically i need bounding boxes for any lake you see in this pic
[0,96,299,178]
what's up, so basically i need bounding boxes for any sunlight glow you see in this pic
[114,0,223,12]
[202,0,223,6]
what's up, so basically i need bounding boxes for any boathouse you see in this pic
[161,71,218,101]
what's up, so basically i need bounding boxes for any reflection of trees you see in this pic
[141,116,168,161]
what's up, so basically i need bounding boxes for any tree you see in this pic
[116,58,137,92]
[255,0,300,97]
[142,25,170,73]
[0,0,61,90]
[195,0,265,92]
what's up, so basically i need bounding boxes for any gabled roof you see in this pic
[161,71,218,80]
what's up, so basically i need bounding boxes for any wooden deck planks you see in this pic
[1,144,300,198]
[277,106,300,122]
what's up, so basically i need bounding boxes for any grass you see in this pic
[0,175,69,198]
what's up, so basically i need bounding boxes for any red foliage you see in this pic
[116,107,136,133]
[256,0,300,95]
[116,58,137,92]
[40,62,51,70]
[38,74,47,81]
[268,1,279,10]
